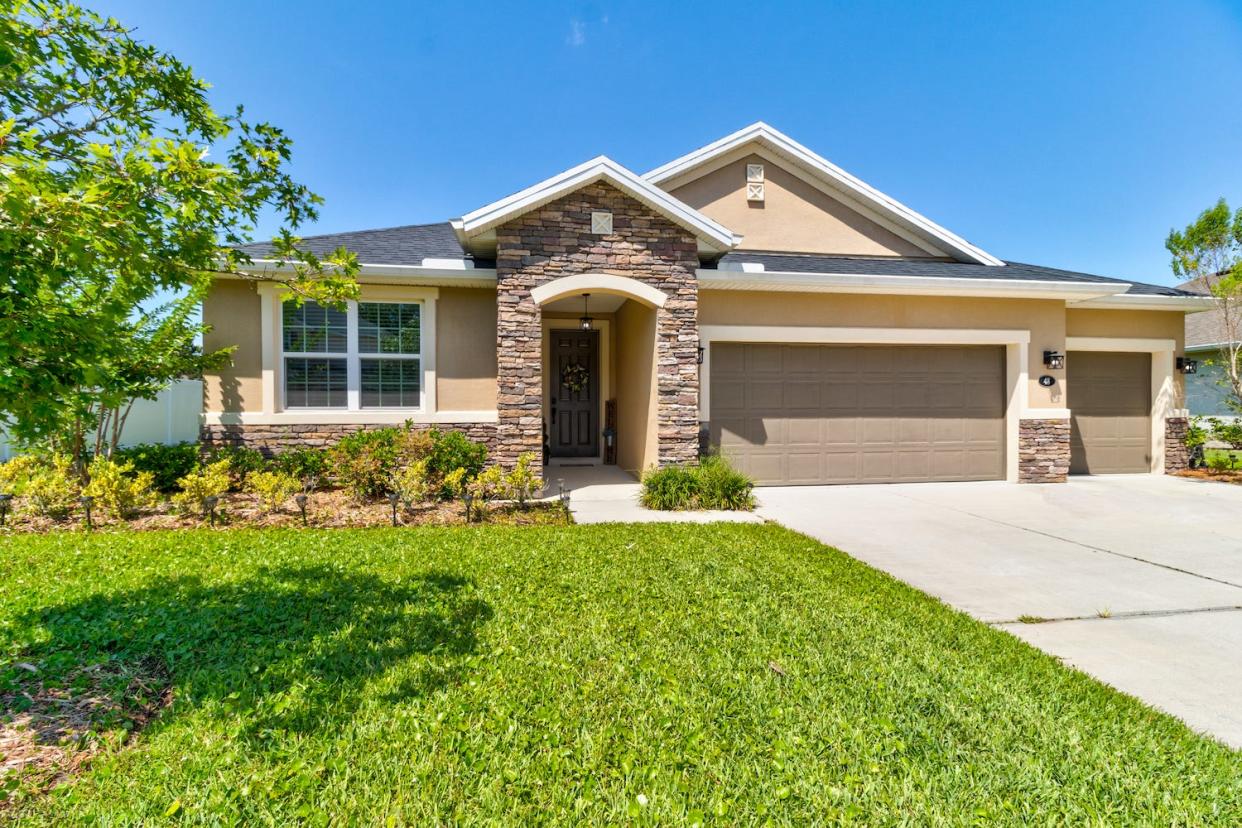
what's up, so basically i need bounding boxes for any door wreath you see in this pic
[561,362,590,393]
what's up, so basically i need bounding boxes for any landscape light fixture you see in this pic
[1043,350,1066,370]
[386,491,400,526]
[463,490,474,523]
[1177,357,1199,375]
[0,493,12,526]
[78,495,94,530]
[294,492,308,525]
[203,495,219,527]
[579,294,593,331]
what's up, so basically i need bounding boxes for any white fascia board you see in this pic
[453,155,741,251]
[1067,293,1216,312]
[696,268,1123,301]
[645,122,1004,267]
[234,260,498,288]
[1185,340,1239,353]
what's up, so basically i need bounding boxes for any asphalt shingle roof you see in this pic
[711,252,1195,297]
[234,222,1193,298]
[235,222,487,266]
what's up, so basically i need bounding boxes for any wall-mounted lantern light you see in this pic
[1177,357,1199,375]
[579,294,593,331]
[697,345,705,365]
[1043,350,1066,370]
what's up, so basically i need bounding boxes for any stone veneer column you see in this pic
[493,182,700,468]
[1018,418,1071,483]
[1164,416,1190,473]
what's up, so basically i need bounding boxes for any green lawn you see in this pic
[2,525,1239,825]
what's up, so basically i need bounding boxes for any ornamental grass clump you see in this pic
[640,453,754,511]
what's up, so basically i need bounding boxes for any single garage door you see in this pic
[709,344,1007,485]
[1068,351,1151,474]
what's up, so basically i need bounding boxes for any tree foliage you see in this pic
[1166,199,1242,413]
[0,0,360,451]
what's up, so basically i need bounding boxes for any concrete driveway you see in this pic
[756,474,1242,748]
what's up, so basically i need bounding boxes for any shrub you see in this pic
[427,429,488,490]
[272,447,330,493]
[331,428,404,501]
[23,454,79,518]
[390,459,432,509]
[441,467,468,501]
[1210,418,1242,451]
[205,445,266,490]
[83,456,157,519]
[247,470,300,513]
[113,442,199,493]
[0,454,42,496]
[1185,417,1210,451]
[467,465,506,517]
[172,460,232,515]
[505,452,542,507]
[695,453,755,510]
[640,454,754,511]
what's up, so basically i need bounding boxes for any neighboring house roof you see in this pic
[644,122,1005,267]
[1178,278,1234,350]
[712,252,1196,297]
[452,156,742,254]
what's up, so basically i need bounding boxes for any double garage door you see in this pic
[709,344,1006,485]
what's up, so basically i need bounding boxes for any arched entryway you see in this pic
[533,274,666,474]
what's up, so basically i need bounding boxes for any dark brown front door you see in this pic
[550,329,599,458]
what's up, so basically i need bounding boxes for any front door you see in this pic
[549,329,599,458]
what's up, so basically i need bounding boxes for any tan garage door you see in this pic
[1068,351,1151,474]
[709,344,1007,485]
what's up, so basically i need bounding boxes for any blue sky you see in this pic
[98,0,1242,287]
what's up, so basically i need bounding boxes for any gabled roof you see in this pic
[452,156,742,253]
[645,122,1004,267]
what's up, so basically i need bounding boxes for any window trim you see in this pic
[259,284,439,417]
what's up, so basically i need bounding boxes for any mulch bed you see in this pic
[1,659,172,811]
[1174,468,1242,485]
[0,488,570,534]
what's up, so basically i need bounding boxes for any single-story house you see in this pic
[203,123,1212,484]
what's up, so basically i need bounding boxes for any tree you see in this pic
[1166,198,1242,412]
[0,0,360,449]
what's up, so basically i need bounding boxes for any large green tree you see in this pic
[0,0,359,447]
[1166,199,1242,412]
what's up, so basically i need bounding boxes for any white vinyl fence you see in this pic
[0,379,202,460]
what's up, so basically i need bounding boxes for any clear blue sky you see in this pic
[98,0,1242,287]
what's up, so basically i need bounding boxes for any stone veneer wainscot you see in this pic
[1018,418,1071,483]
[493,181,701,467]
[201,423,499,455]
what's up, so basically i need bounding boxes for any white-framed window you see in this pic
[279,299,424,410]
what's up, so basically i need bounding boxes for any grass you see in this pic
[1,525,1240,824]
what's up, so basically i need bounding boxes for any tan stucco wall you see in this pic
[203,280,263,413]
[699,291,1069,408]
[669,152,935,258]
[1066,308,1187,406]
[615,300,658,473]
[436,288,497,411]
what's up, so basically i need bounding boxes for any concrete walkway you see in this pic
[756,475,1242,748]
[545,465,763,525]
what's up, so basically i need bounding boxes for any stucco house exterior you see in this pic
[202,123,1211,485]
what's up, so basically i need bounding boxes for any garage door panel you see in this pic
[1068,351,1151,475]
[711,344,1005,485]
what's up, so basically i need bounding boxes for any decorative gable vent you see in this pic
[591,211,613,234]
[745,163,765,202]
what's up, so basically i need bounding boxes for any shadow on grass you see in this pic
[6,566,493,738]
